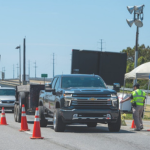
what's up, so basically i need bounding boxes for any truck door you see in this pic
[46,77,58,112]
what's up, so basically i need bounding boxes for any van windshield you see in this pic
[61,76,106,88]
[0,89,16,96]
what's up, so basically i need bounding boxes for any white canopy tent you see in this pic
[125,62,150,80]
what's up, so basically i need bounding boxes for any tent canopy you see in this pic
[125,62,150,80]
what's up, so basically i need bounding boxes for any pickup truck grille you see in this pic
[1,101,14,103]
[73,94,110,97]
[71,100,112,106]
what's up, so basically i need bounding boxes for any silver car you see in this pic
[0,87,16,111]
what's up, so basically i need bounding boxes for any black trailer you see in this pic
[71,49,127,86]
[14,84,45,122]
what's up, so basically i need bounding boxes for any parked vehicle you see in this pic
[39,74,121,132]
[0,87,16,112]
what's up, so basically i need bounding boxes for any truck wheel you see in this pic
[39,106,48,127]
[87,123,97,127]
[108,112,121,132]
[14,104,17,122]
[16,105,21,123]
[53,109,65,132]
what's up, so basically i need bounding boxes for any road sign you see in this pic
[149,74,150,80]
[41,74,48,78]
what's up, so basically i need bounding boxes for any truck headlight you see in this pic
[111,94,118,107]
[64,94,73,107]
[112,99,117,107]
[64,98,72,107]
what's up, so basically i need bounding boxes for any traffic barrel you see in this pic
[131,120,136,129]
[19,104,30,131]
[0,107,8,125]
[30,107,44,139]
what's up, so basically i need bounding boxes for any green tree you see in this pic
[121,44,150,89]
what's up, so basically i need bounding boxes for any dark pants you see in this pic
[132,106,144,130]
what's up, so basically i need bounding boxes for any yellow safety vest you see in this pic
[131,89,146,106]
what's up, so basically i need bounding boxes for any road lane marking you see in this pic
[25,131,32,135]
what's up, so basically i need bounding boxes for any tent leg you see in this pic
[143,80,150,119]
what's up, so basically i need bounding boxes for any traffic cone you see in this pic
[30,107,44,139]
[131,120,136,129]
[19,104,30,131]
[0,107,8,125]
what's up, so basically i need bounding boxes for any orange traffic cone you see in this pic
[19,104,30,131]
[30,107,44,139]
[0,107,8,125]
[131,120,136,129]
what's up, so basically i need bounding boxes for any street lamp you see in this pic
[126,4,144,84]
[16,45,21,85]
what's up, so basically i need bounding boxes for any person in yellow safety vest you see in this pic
[120,83,146,131]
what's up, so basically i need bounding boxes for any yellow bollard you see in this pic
[121,113,127,126]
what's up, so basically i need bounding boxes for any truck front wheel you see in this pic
[14,104,17,122]
[16,105,21,123]
[39,106,48,127]
[53,109,65,132]
[108,112,121,132]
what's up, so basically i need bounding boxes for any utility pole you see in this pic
[3,67,5,74]
[101,39,102,51]
[23,38,27,85]
[126,5,144,85]
[13,64,15,79]
[28,60,30,77]
[53,53,54,78]
[98,39,104,51]
[34,61,37,78]
[16,64,19,78]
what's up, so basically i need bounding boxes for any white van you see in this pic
[0,87,16,112]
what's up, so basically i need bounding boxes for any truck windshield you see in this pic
[0,89,16,96]
[61,76,106,88]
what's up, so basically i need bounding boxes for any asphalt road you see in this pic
[1,111,150,150]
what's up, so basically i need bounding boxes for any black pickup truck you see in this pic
[39,74,121,132]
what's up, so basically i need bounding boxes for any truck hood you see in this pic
[0,96,16,101]
[64,87,116,94]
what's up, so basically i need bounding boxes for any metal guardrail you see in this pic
[108,85,150,93]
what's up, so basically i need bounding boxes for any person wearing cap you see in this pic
[120,83,146,131]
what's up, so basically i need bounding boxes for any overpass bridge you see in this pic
[0,77,52,88]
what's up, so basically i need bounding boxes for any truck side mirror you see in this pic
[49,83,52,88]
[45,87,55,93]
[113,83,120,92]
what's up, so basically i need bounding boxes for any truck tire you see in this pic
[108,112,121,132]
[39,106,48,127]
[19,92,26,108]
[16,105,21,123]
[87,122,97,127]
[53,109,65,132]
[14,104,17,122]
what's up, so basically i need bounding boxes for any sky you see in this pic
[0,0,150,79]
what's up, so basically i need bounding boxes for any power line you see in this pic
[34,61,37,78]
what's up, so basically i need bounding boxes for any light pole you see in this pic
[126,5,144,84]
[16,45,21,85]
